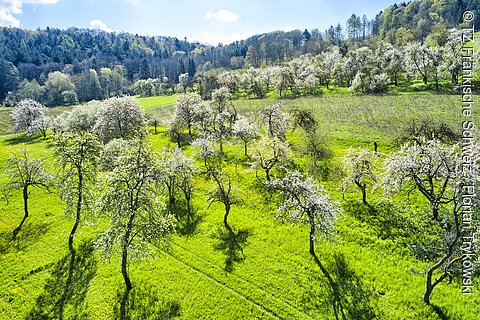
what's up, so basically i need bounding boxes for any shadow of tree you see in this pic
[25,240,97,320]
[114,281,180,320]
[343,199,443,261]
[0,222,50,254]
[302,252,378,320]
[213,225,249,272]
[430,304,449,320]
[172,201,203,237]
[4,134,43,145]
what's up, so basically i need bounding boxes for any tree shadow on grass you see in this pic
[0,222,50,254]
[4,134,43,145]
[302,252,377,320]
[25,240,97,320]
[172,202,204,237]
[430,304,449,320]
[114,281,180,320]
[343,199,443,261]
[213,224,249,272]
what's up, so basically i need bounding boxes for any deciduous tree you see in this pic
[11,99,49,137]
[268,169,339,255]
[53,132,101,251]
[3,148,53,238]
[93,96,146,143]
[96,139,176,291]
[342,148,378,205]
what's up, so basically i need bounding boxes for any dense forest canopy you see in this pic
[0,0,478,106]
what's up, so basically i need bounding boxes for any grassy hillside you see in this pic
[0,94,478,319]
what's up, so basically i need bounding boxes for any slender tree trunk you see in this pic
[309,212,315,255]
[69,172,83,252]
[186,195,192,224]
[223,202,232,233]
[424,206,462,304]
[355,181,368,205]
[423,74,428,85]
[23,185,28,221]
[244,143,248,157]
[423,254,459,304]
[122,211,136,291]
[13,185,29,238]
[362,187,367,205]
[265,169,271,181]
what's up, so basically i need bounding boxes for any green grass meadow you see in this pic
[0,94,479,319]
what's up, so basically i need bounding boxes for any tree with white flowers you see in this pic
[172,92,203,138]
[250,136,290,181]
[11,99,49,137]
[53,131,102,252]
[192,132,238,232]
[274,66,294,96]
[342,148,377,205]
[53,101,101,133]
[383,138,457,221]
[96,139,176,291]
[404,41,435,85]
[383,137,480,304]
[211,87,236,153]
[442,28,463,85]
[259,103,287,140]
[232,116,260,157]
[178,73,189,93]
[316,48,341,89]
[378,42,404,86]
[93,96,146,143]
[3,148,53,238]
[157,147,194,215]
[268,169,339,255]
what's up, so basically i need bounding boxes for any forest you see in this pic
[0,0,479,107]
[0,0,480,319]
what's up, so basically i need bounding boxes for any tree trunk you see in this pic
[69,172,83,252]
[423,257,452,305]
[244,143,248,157]
[355,180,368,205]
[186,196,192,224]
[423,208,462,304]
[23,185,28,221]
[265,169,271,181]
[223,203,232,233]
[423,272,433,305]
[122,211,136,291]
[13,185,29,238]
[309,213,315,255]
[362,186,367,206]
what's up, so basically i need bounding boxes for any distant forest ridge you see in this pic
[0,0,478,105]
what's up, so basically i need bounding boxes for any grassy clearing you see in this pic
[137,94,179,109]
[0,94,479,319]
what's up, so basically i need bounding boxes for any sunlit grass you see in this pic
[0,94,479,319]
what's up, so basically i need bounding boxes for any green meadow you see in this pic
[0,94,479,320]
